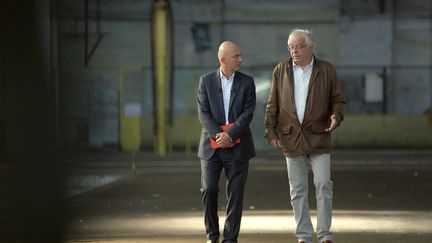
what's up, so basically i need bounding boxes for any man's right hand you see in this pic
[270,139,282,148]
[216,132,234,148]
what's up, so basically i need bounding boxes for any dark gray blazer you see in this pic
[197,69,256,161]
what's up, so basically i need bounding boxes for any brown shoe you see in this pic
[322,241,333,243]
[298,241,306,243]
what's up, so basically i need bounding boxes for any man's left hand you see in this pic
[325,114,338,133]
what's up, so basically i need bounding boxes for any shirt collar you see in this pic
[293,56,314,69]
[220,69,235,81]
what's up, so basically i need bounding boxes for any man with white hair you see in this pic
[264,29,346,243]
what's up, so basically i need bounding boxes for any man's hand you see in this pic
[216,132,234,148]
[325,114,338,133]
[269,139,282,148]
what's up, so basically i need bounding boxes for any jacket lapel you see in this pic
[286,60,296,108]
[304,57,319,121]
[215,69,226,123]
[228,72,240,122]
[308,57,319,94]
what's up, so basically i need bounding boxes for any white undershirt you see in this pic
[293,58,314,123]
[220,70,234,124]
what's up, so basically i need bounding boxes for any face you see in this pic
[222,45,243,73]
[288,33,313,66]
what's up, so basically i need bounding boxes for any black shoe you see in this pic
[207,240,218,243]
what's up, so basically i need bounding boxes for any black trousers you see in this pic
[200,149,249,243]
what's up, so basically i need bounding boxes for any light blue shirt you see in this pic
[220,70,235,124]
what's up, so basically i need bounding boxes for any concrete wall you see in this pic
[57,0,343,150]
[58,0,153,149]
[55,0,432,151]
[339,0,432,114]
[390,18,431,114]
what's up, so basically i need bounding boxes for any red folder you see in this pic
[210,123,240,149]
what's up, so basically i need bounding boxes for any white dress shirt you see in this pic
[293,58,314,123]
[220,70,234,124]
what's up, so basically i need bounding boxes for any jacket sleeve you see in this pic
[264,64,280,142]
[328,65,346,126]
[197,75,222,139]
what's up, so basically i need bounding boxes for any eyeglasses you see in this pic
[288,44,308,51]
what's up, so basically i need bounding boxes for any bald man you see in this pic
[197,41,256,243]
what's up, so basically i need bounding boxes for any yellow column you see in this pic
[119,67,142,174]
[154,0,167,156]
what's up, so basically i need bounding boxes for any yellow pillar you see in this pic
[153,0,168,156]
[119,67,142,174]
[119,67,142,153]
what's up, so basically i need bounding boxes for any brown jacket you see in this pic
[264,57,346,157]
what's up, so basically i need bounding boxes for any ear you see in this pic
[220,56,226,64]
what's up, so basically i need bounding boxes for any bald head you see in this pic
[217,41,242,77]
[218,41,240,61]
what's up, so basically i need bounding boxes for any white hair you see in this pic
[287,28,314,47]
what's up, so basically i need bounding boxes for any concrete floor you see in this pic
[61,150,432,243]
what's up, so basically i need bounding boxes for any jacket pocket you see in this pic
[279,125,292,135]
[311,120,328,134]
[309,121,331,150]
[278,125,296,151]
